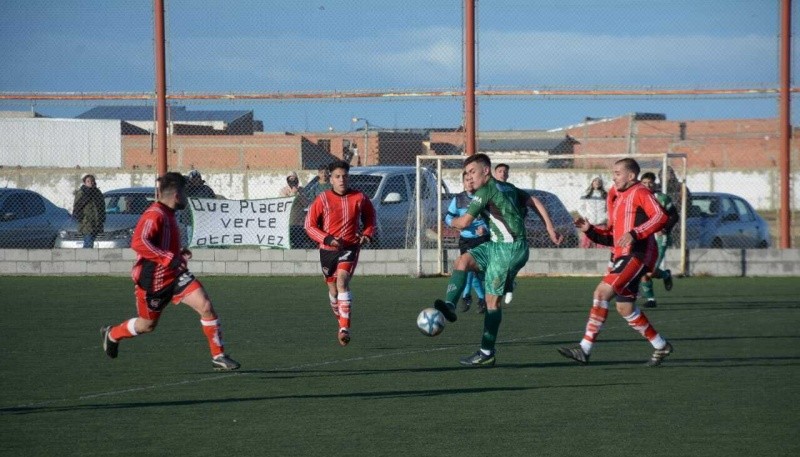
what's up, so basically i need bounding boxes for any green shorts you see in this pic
[468,240,529,297]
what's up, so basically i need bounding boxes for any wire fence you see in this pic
[0,0,797,250]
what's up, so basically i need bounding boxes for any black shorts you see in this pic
[141,271,197,312]
[319,247,361,280]
[458,235,490,254]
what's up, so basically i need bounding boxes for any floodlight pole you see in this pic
[154,0,168,177]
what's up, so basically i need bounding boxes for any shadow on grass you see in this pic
[0,381,637,416]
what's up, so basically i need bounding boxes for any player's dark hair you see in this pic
[494,163,509,172]
[328,160,350,174]
[464,153,491,169]
[615,158,640,177]
[157,172,187,195]
[641,172,657,182]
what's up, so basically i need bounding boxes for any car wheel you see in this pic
[711,237,723,248]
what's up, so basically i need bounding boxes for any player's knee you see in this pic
[197,296,214,315]
[594,284,613,301]
[615,301,635,315]
[455,252,475,270]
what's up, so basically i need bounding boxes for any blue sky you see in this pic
[0,0,796,131]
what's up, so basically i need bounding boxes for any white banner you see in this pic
[188,197,295,248]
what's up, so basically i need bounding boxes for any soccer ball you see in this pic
[417,308,445,337]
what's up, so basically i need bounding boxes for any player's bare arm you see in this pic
[530,196,563,245]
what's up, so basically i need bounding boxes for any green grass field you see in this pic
[1,275,798,456]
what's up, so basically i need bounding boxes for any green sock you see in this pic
[640,278,655,300]
[446,270,468,305]
[480,308,503,352]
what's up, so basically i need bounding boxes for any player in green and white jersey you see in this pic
[639,172,679,307]
[434,153,563,366]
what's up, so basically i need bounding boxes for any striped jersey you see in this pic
[590,182,668,260]
[466,177,528,243]
[131,202,183,292]
[305,188,377,250]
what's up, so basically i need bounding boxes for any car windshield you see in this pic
[105,193,155,215]
[301,174,383,200]
[345,175,383,199]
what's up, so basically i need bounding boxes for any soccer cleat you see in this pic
[101,325,119,359]
[477,299,487,314]
[644,299,657,308]
[557,345,590,365]
[337,328,351,346]
[663,269,673,291]
[460,295,472,312]
[646,341,673,367]
[434,299,458,322]
[459,350,496,367]
[212,354,241,371]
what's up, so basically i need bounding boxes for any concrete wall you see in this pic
[1,247,797,277]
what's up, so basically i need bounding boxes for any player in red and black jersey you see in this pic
[558,158,675,367]
[305,160,376,346]
[101,172,240,371]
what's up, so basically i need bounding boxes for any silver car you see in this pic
[56,187,159,248]
[684,192,770,249]
[0,188,72,248]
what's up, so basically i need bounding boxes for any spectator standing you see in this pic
[280,171,304,197]
[279,171,310,247]
[578,177,608,248]
[185,170,216,199]
[72,174,105,248]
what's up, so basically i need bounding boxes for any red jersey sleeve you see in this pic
[304,194,329,245]
[631,187,668,240]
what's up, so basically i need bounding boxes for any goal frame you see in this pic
[414,153,688,278]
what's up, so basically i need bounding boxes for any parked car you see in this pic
[300,166,450,248]
[440,188,579,249]
[0,188,72,248]
[55,187,188,248]
[684,192,770,248]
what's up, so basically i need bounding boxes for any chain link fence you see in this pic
[1,1,797,251]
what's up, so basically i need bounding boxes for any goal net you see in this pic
[414,152,688,278]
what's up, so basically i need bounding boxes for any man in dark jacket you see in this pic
[73,174,105,248]
[185,170,216,199]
